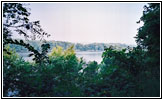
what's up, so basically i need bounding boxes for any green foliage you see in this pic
[3,46,34,96]
[135,3,160,96]
[100,43,160,96]
[3,45,160,97]
[97,3,160,96]
[49,46,64,57]
[136,3,160,52]
[101,47,144,96]
[3,45,83,97]
[135,4,160,75]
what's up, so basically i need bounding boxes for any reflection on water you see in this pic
[76,51,103,63]
[18,53,33,62]
[18,51,103,63]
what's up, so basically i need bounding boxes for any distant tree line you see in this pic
[9,40,133,52]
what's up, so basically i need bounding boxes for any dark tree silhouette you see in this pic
[3,3,50,63]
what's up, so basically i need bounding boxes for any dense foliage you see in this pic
[3,3,51,63]
[3,3,160,97]
[136,3,160,81]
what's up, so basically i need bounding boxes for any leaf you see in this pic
[15,40,19,44]
[20,40,23,43]
[32,58,36,61]
[28,53,34,57]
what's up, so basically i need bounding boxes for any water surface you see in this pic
[18,51,103,63]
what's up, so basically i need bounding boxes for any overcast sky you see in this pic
[26,3,146,45]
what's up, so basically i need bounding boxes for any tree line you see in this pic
[9,40,132,53]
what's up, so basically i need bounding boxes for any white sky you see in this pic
[27,3,146,45]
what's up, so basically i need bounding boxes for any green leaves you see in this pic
[135,3,160,96]
[3,43,160,97]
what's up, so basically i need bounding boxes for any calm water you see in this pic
[18,51,103,63]
[76,51,103,63]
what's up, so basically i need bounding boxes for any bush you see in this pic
[3,45,84,97]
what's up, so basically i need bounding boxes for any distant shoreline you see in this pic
[9,40,135,53]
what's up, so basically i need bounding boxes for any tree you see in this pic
[136,3,160,80]
[98,3,160,97]
[135,3,160,96]
[136,3,160,51]
[3,3,50,63]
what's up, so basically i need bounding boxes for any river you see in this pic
[18,51,103,63]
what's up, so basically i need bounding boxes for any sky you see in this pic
[26,3,146,45]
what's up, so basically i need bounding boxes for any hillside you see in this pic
[9,40,135,53]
